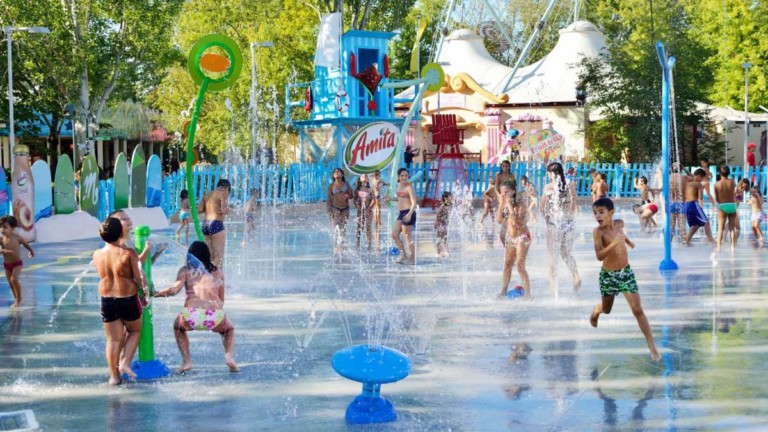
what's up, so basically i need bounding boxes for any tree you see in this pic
[576,0,715,163]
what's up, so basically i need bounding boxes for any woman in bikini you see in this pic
[494,160,515,195]
[541,161,581,291]
[155,241,238,373]
[327,168,353,250]
[391,168,417,264]
[497,180,531,297]
[354,174,374,251]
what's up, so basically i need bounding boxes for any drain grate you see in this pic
[0,410,38,431]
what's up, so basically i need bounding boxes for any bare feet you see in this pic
[225,357,239,372]
[178,363,193,374]
[589,306,600,328]
[497,290,508,298]
[11,302,20,308]
[119,364,137,380]
[650,347,661,362]
[109,376,122,386]
[573,273,582,292]
[395,254,407,263]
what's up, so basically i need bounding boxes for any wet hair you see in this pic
[718,166,730,178]
[593,197,615,212]
[739,178,751,189]
[397,168,409,179]
[180,189,189,200]
[520,174,528,182]
[0,215,18,228]
[509,179,518,205]
[751,187,763,200]
[356,174,369,190]
[632,204,642,214]
[638,176,648,185]
[700,158,709,165]
[599,173,607,181]
[441,191,452,204]
[547,161,567,201]
[217,179,231,190]
[109,209,127,220]
[333,168,346,182]
[693,168,707,178]
[99,217,123,243]
[187,241,217,273]
[500,160,511,171]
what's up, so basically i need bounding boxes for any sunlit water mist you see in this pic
[3,201,768,431]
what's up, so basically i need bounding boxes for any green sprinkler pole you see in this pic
[135,225,156,362]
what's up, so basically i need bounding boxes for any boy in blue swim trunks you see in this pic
[683,170,715,245]
[589,198,660,361]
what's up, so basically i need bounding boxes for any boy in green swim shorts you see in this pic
[590,198,660,361]
[714,166,739,251]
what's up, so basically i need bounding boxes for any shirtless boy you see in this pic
[199,179,231,269]
[589,198,660,361]
[714,166,738,250]
[684,169,715,245]
[669,165,689,241]
[93,217,149,385]
[0,216,34,308]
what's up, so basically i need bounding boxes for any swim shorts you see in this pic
[202,220,225,236]
[684,201,708,227]
[718,202,737,215]
[179,211,189,221]
[181,307,225,331]
[598,265,639,297]
[3,260,22,272]
[101,294,142,323]
[647,204,658,214]
[397,210,416,226]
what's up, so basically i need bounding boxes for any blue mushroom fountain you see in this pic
[331,344,411,424]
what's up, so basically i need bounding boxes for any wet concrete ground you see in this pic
[1,202,767,431]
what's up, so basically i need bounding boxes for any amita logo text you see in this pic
[343,122,400,174]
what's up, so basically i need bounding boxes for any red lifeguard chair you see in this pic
[422,114,470,209]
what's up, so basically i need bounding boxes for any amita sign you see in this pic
[343,122,400,174]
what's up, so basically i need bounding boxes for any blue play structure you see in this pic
[285,30,411,168]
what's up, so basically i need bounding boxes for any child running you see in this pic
[435,191,451,257]
[154,241,238,373]
[497,180,531,297]
[1,216,34,308]
[589,198,660,361]
[175,189,191,242]
[749,188,765,244]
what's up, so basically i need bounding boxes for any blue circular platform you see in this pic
[331,345,411,384]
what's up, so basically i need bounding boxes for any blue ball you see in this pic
[386,247,400,256]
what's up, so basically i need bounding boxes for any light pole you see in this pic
[250,41,274,165]
[742,62,752,174]
[4,26,50,170]
[65,103,76,166]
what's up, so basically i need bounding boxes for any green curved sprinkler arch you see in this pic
[185,34,243,241]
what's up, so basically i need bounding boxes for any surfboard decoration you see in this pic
[113,153,130,210]
[130,145,147,208]
[0,168,7,218]
[31,160,53,221]
[54,154,77,215]
[146,154,162,208]
[79,154,100,217]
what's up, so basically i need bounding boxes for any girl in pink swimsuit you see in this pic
[154,241,238,373]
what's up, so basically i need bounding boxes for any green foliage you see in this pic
[577,0,715,164]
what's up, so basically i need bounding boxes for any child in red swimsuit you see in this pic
[0,216,34,308]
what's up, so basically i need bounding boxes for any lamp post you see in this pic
[65,103,76,166]
[742,62,752,175]
[4,26,50,171]
[250,41,274,165]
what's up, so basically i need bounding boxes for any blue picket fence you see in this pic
[157,162,768,218]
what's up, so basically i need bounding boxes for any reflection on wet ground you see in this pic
[1,203,767,431]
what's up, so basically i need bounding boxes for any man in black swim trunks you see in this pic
[93,217,148,385]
